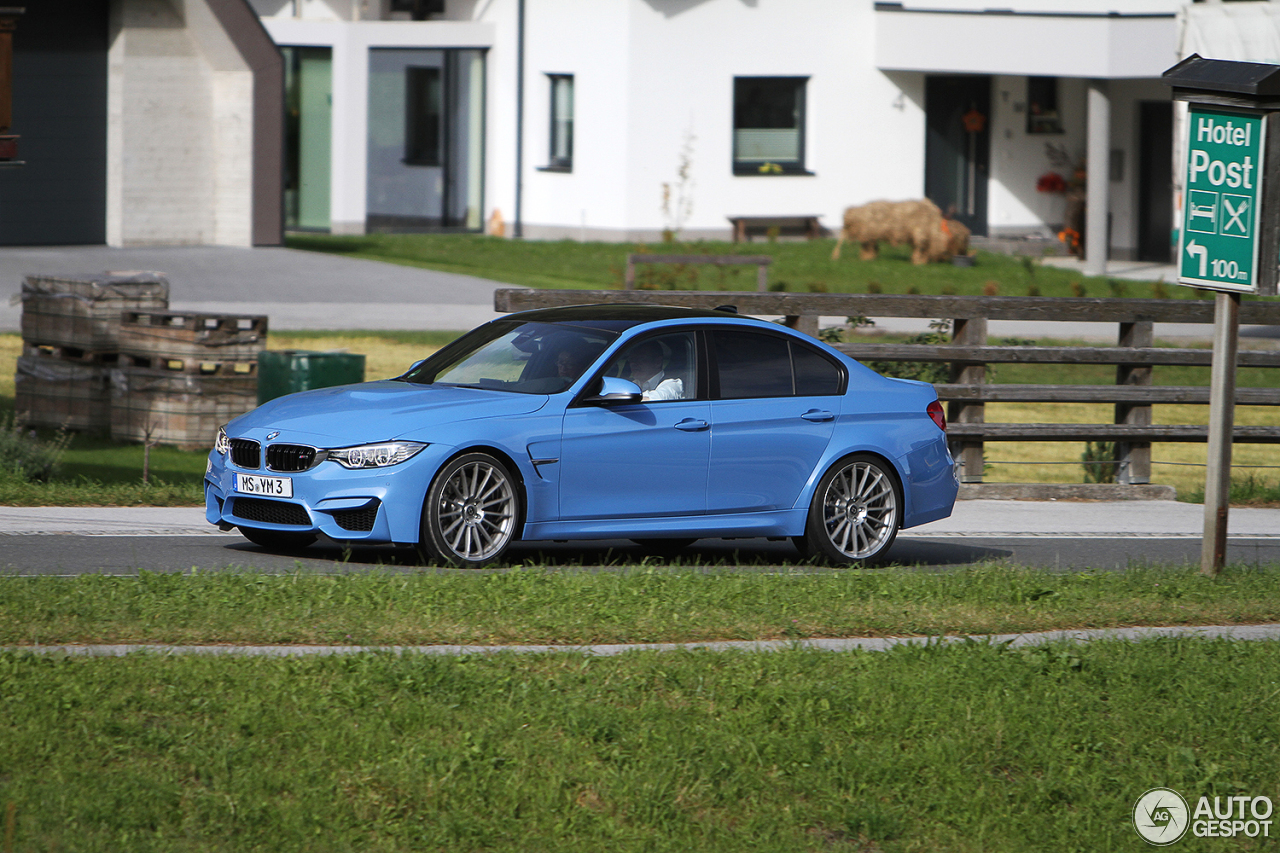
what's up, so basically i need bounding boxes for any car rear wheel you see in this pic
[419,452,520,567]
[801,454,901,566]
[238,527,317,551]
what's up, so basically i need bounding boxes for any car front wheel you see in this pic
[419,452,520,567]
[799,454,901,566]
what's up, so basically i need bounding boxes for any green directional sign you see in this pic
[1178,105,1266,293]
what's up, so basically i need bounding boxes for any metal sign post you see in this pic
[1164,55,1280,576]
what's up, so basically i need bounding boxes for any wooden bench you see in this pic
[624,254,772,292]
[727,215,824,243]
[493,289,1280,487]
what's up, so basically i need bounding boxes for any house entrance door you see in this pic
[925,75,991,237]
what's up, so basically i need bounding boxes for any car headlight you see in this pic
[327,441,427,469]
[214,426,230,456]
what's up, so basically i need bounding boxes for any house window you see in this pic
[548,74,574,170]
[1027,76,1063,134]
[733,77,807,175]
[404,65,442,165]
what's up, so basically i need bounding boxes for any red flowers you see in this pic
[1037,171,1067,193]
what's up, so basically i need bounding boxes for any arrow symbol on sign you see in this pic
[1187,239,1208,277]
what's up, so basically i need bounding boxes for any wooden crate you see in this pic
[109,367,257,451]
[14,352,112,432]
[118,311,267,365]
[20,272,169,351]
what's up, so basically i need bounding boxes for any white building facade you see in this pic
[254,0,1280,265]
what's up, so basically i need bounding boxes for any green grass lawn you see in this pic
[1,637,1276,852]
[286,231,1207,298]
[3,565,1279,647]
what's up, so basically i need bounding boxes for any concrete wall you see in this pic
[107,0,258,246]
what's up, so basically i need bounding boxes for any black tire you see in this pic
[630,538,697,558]
[419,452,520,567]
[238,527,317,551]
[800,454,901,566]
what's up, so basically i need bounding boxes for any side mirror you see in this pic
[584,376,643,404]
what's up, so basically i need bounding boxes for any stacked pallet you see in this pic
[111,311,267,450]
[15,272,169,433]
[14,273,268,451]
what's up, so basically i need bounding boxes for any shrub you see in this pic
[866,319,952,384]
[1081,441,1118,484]
[0,416,71,483]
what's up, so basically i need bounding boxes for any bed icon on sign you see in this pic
[1187,190,1218,234]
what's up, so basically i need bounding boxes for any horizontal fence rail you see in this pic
[493,288,1280,486]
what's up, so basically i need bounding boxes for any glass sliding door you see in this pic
[283,46,332,231]
[367,48,485,231]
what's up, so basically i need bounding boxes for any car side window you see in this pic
[713,331,792,399]
[713,330,844,399]
[793,341,843,396]
[603,332,697,402]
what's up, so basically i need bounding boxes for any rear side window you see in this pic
[793,343,843,396]
[712,330,844,399]
[714,331,792,398]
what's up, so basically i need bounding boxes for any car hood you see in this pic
[228,381,550,446]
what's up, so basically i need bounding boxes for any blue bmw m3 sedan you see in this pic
[206,304,958,566]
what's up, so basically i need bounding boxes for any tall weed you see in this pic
[0,415,70,483]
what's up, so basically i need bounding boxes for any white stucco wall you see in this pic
[514,0,928,241]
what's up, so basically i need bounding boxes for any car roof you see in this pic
[506,303,761,332]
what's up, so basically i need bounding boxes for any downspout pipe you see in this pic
[513,0,524,238]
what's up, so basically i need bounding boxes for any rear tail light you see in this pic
[927,400,946,432]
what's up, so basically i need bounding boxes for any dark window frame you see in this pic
[732,76,811,176]
[404,64,443,166]
[1026,76,1064,135]
[542,72,574,172]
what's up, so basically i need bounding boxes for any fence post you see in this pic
[784,315,819,337]
[948,315,987,483]
[1115,320,1153,484]
[624,255,636,290]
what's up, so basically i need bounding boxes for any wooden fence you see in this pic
[494,289,1280,486]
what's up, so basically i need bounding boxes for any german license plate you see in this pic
[234,473,293,498]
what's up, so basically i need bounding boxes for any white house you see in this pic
[11,0,1272,261]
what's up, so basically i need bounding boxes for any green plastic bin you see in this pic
[257,350,366,405]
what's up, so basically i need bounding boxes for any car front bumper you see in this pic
[205,442,456,544]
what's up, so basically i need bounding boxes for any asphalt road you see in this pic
[4,500,1278,575]
[3,531,1278,576]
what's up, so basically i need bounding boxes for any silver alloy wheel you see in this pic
[434,456,517,562]
[819,458,898,560]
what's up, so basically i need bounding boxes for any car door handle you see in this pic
[801,410,835,422]
[674,418,710,431]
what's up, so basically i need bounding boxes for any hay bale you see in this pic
[832,199,968,265]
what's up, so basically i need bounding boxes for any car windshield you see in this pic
[399,321,618,394]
